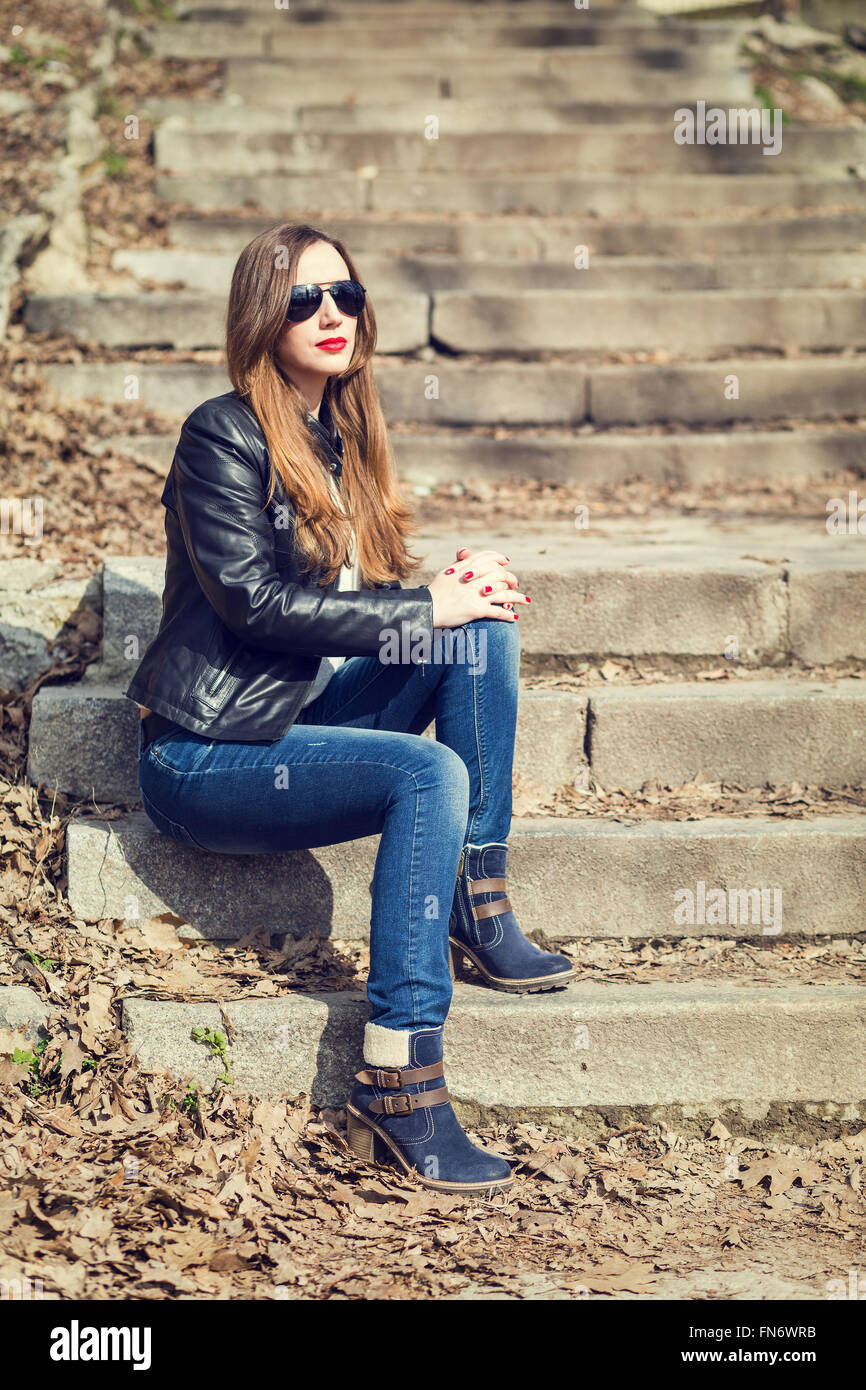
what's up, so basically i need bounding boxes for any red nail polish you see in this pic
[482,585,492,594]
[464,571,473,579]
[525,596,531,603]
[444,567,454,574]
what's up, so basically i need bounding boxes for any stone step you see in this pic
[153,170,866,216]
[119,984,866,1123]
[152,20,743,63]
[168,4,739,44]
[172,0,671,17]
[431,288,866,354]
[0,986,49,1043]
[46,354,866,426]
[88,424,866,490]
[583,358,866,426]
[383,426,866,489]
[27,289,866,354]
[25,291,427,353]
[68,809,866,941]
[154,121,866,178]
[109,247,866,295]
[27,681,586,806]
[0,558,101,694]
[28,668,866,806]
[222,57,753,105]
[158,17,744,49]
[23,516,863,692]
[588,679,866,791]
[144,94,762,126]
[167,210,866,258]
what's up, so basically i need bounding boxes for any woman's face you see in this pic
[273,240,358,406]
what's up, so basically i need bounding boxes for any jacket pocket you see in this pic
[194,637,245,711]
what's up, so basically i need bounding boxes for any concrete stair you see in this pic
[152,121,866,177]
[153,28,748,71]
[120,985,866,1133]
[42,356,866,423]
[142,95,770,127]
[151,171,866,215]
[30,672,866,803]
[163,210,866,257]
[19,0,866,1122]
[20,514,865,960]
[87,425,866,489]
[86,428,866,494]
[30,679,586,806]
[27,287,866,353]
[106,247,866,293]
[67,811,866,942]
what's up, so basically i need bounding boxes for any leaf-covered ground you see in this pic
[2,0,865,1302]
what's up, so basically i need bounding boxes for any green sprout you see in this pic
[102,147,130,179]
[12,1040,60,1098]
[24,949,55,972]
[181,1087,199,1115]
[191,1026,233,1086]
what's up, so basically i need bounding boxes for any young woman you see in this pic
[127,222,575,1195]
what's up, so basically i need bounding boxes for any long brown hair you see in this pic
[226,222,423,587]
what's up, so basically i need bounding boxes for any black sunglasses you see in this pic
[285,279,366,324]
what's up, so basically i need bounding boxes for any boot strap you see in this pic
[354,1060,444,1090]
[467,875,511,921]
[366,1085,451,1117]
[468,876,507,894]
[472,897,512,920]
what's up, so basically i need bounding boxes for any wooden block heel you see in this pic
[346,1106,382,1164]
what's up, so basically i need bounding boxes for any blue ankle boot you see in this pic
[449,842,575,993]
[346,1023,513,1194]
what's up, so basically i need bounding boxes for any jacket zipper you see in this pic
[204,641,243,702]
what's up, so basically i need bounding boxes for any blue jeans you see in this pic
[138,617,520,1032]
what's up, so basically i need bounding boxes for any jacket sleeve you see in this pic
[172,404,434,658]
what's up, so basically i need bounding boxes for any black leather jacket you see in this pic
[125,390,435,741]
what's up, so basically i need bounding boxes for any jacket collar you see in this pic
[307,396,344,480]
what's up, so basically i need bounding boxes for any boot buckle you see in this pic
[383,1091,415,1116]
[374,1068,401,1090]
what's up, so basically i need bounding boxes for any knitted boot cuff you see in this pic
[363,1022,412,1068]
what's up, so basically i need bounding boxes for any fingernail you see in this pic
[525,596,531,603]
[444,567,454,574]
[482,585,492,594]
[464,571,473,579]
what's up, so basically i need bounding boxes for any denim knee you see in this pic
[418,740,470,815]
